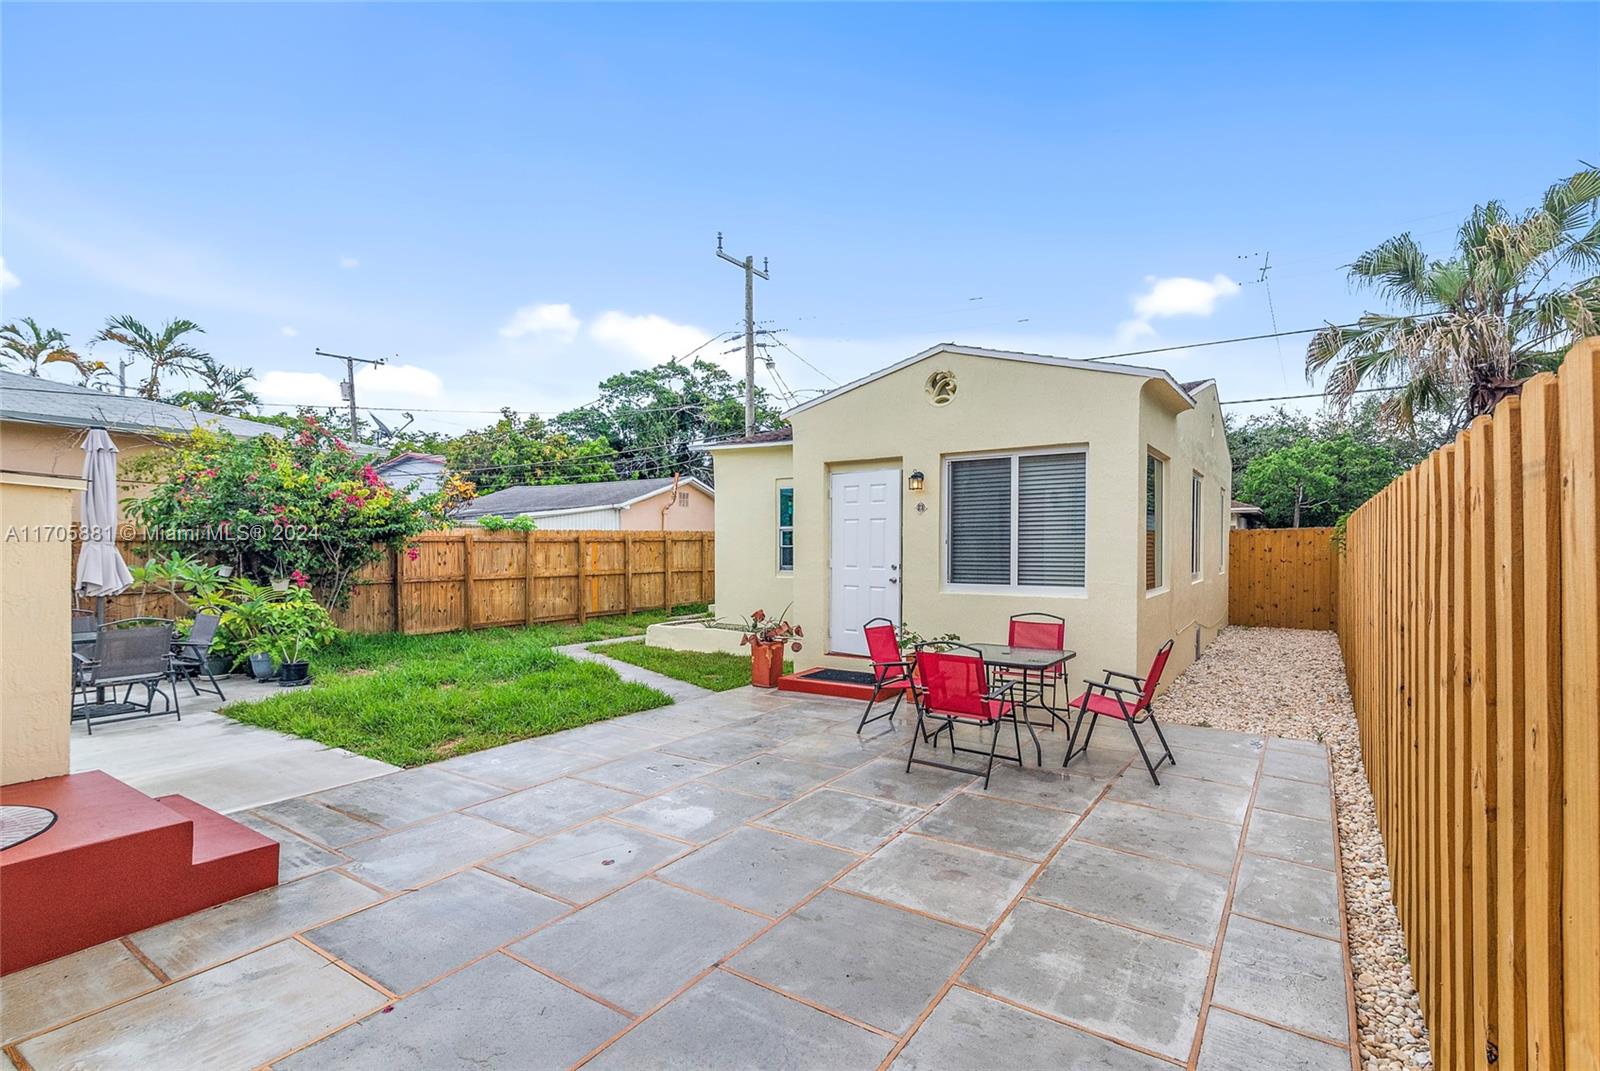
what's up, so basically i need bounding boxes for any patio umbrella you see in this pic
[75,427,133,614]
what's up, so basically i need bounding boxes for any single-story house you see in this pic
[702,343,1231,692]
[455,476,714,531]
[1230,499,1267,529]
[374,451,448,498]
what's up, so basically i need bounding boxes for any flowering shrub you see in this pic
[125,417,446,605]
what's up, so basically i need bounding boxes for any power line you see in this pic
[1220,385,1392,406]
[1078,321,1364,363]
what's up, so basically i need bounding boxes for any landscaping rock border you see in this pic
[1157,626,1431,1071]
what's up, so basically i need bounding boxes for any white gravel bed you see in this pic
[1157,626,1431,1071]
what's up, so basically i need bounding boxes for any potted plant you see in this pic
[256,587,339,687]
[737,606,802,688]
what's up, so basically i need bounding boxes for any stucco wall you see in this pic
[620,483,716,531]
[708,444,794,620]
[785,349,1156,688]
[0,421,163,522]
[1135,381,1231,686]
[0,473,81,785]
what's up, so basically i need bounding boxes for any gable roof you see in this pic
[782,343,1198,419]
[375,451,447,471]
[0,370,287,439]
[695,426,794,452]
[456,476,713,519]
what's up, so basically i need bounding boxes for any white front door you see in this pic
[829,468,901,655]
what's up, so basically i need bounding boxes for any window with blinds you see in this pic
[1146,454,1164,590]
[1190,472,1203,579]
[947,451,1086,589]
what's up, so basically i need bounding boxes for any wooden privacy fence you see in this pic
[336,529,714,635]
[1336,339,1598,1071]
[1227,526,1339,629]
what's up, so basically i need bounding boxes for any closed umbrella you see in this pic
[76,428,133,604]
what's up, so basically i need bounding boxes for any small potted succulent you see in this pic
[738,606,802,688]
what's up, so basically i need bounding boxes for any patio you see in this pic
[3,687,1356,1070]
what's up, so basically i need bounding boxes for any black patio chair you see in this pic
[73,623,181,734]
[172,612,226,700]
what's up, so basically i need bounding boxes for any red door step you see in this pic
[777,667,880,701]
[1,771,278,975]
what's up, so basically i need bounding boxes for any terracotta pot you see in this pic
[749,641,785,688]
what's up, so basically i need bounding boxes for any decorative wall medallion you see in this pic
[925,370,957,406]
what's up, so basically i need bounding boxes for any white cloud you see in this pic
[357,362,443,398]
[589,311,710,363]
[0,257,18,291]
[499,302,580,340]
[1131,274,1240,320]
[279,325,299,338]
[256,370,342,406]
[339,256,360,269]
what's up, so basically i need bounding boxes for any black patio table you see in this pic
[968,643,1078,738]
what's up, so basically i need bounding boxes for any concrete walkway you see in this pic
[13,687,1358,1070]
[556,639,717,704]
[69,676,395,814]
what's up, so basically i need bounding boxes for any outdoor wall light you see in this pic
[907,470,925,492]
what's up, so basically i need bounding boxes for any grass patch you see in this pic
[593,639,791,692]
[224,607,704,767]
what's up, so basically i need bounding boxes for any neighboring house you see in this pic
[0,370,290,520]
[701,343,1231,691]
[374,451,448,498]
[1230,499,1268,529]
[455,476,714,531]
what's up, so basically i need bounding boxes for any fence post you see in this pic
[662,534,674,613]
[524,530,537,626]
[699,532,709,606]
[622,533,635,615]
[392,546,404,635]
[461,529,477,631]
[575,533,588,625]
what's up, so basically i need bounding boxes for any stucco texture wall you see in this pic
[787,349,1155,689]
[0,474,80,785]
[620,483,715,531]
[1135,381,1231,686]
[0,421,164,523]
[708,445,794,620]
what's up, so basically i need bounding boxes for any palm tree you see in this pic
[167,355,260,416]
[51,353,113,388]
[1307,166,1599,428]
[0,318,79,376]
[95,315,207,400]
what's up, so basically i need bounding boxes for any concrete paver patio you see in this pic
[4,688,1358,1070]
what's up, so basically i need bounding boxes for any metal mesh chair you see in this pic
[1003,612,1068,720]
[1063,639,1176,783]
[857,617,915,734]
[172,612,226,700]
[73,623,181,734]
[905,644,1028,790]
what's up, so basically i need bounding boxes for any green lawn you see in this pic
[224,607,704,767]
[592,639,791,692]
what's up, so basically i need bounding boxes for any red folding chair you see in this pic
[857,617,916,734]
[1003,611,1067,722]
[906,644,1033,789]
[1063,639,1176,784]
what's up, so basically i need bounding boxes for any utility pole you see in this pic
[715,233,769,437]
[313,348,387,440]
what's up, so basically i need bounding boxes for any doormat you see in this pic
[795,668,877,686]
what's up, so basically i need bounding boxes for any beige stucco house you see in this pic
[702,343,1231,693]
[456,476,714,531]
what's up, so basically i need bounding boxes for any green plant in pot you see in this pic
[256,586,339,687]
[211,580,283,678]
[737,606,802,688]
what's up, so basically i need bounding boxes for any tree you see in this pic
[1307,166,1600,428]
[556,359,781,482]
[167,355,260,416]
[95,315,208,400]
[0,318,80,376]
[123,416,445,606]
[1237,433,1400,528]
[441,409,615,493]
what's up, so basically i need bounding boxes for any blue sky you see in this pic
[4,3,1595,433]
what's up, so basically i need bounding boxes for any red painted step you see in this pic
[0,771,278,975]
[776,668,878,702]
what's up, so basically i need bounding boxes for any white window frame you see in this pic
[943,446,1088,596]
[1219,486,1227,574]
[776,483,794,574]
[1191,471,1204,582]
[1145,452,1166,595]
